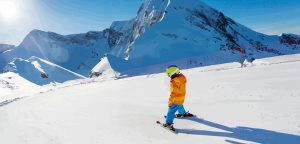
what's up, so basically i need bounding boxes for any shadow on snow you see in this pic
[177,117,300,144]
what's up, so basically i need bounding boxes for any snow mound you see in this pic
[3,56,86,85]
[90,56,119,78]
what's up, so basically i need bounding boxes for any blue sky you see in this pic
[0,0,299,45]
[202,0,300,35]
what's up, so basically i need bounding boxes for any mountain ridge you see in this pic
[1,0,299,83]
[91,0,300,76]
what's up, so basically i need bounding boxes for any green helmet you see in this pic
[165,65,180,77]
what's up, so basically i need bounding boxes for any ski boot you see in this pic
[163,123,175,131]
[175,111,194,118]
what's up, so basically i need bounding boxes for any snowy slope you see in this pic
[0,54,300,144]
[3,56,86,85]
[93,0,300,76]
[0,30,109,76]
[0,72,39,106]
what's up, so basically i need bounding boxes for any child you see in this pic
[164,65,193,129]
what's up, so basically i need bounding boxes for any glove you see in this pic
[168,101,173,107]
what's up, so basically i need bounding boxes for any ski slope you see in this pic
[0,54,300,144]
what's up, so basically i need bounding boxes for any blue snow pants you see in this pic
[165,104,186,124]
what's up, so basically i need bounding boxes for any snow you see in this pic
[0,0,299,142]
[1,0,299,82]
[0,54,300,144]
[0,30,109,76]
[0,72,39,106]
[0,44,15,70]
[0,44,15,53]
[31,60,47,75]
[90,56,119,78]
[3,56,86,85]
[92,0,300,77]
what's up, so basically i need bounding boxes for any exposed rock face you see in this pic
[280,34,300,49]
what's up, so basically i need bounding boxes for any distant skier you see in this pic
[163,65,194,130]
[240,47,246,67]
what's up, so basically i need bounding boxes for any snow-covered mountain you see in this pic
[0,44,15,70]
[0,44,15,53]
[91,0,300,77]
[1,30,109,76]
[1,0,300,82]
[1,54,300,144]
[3,56,86,85]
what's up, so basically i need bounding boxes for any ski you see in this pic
[156,121,177,134]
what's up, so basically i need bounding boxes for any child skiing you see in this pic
[163,65,193,130]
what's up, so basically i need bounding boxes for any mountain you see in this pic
[0,44,15,70]
[1,54,300,144]
[0,30,110,76]
[1,0,300,81]
[3,56,86,85]
[91,0,300,77]
[0,44,15,53]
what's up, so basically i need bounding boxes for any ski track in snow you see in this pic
[0,97,22,107]
[0,54,300,144]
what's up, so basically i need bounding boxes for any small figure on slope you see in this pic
[163,65,194,130]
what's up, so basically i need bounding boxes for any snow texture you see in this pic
[0,54,300,144]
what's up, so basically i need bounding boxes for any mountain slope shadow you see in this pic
[177,117,300,144]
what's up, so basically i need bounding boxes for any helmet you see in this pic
[165,65,180,77]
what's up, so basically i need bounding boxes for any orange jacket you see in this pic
[169,73,186,105]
